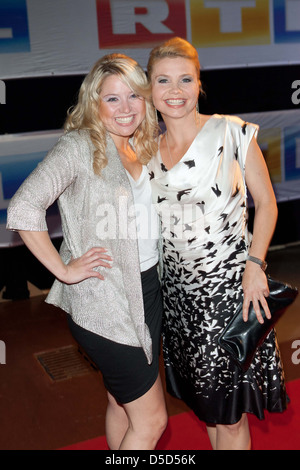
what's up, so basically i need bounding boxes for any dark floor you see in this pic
[0,245,299,450]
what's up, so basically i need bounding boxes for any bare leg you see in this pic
[119,375,168,450]
[206,424,217,450]
[206,414,251,450]
[105,392,129,450]
[215,414,251,450]
[105,375,167,450]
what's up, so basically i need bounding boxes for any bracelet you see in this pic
[246,255,268,271]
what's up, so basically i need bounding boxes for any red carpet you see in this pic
[61,379,300,450]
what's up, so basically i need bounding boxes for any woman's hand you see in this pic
[62,247,113,284]
[242,262,271,324]
[17,231,113,285]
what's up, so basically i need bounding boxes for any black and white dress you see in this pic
[148,114,287,425]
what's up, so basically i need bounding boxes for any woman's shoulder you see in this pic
[210,113,244,126]
[56,129,94,158]
[211,114,258,140]
[61,129,92,146]
[200,113,242,130]
[40,130,94,173]
[215,113,258,130]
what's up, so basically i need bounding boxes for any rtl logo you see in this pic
[96,0,187,48]
[96,0,300,49]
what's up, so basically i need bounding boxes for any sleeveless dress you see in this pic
[148,114,287,425]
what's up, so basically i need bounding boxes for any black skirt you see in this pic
[67,264,162,404]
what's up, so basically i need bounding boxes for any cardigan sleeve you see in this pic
[6,133,79,232]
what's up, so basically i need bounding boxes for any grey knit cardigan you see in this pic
[6,130,153,364]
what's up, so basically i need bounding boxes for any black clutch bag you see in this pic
[218,276,298,372]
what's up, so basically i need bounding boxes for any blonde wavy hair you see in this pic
[65,53,159,175]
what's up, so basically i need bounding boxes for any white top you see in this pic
[148,114,258,265]
[126,165,159,272]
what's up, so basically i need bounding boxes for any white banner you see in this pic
[1,0,300,79]
[0,109,300,247]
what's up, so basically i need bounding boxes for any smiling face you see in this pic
[98,74,146,142]
[150,57,200,121]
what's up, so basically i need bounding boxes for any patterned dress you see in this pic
[148,114,287,425]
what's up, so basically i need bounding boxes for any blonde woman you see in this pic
[7,54,167,450]
[147,38,287,450]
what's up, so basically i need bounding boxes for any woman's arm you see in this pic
[242,136,278,323]
[18,230,112,284]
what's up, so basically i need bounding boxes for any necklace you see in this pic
[165,113,202,169]
[165,131,174,168]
